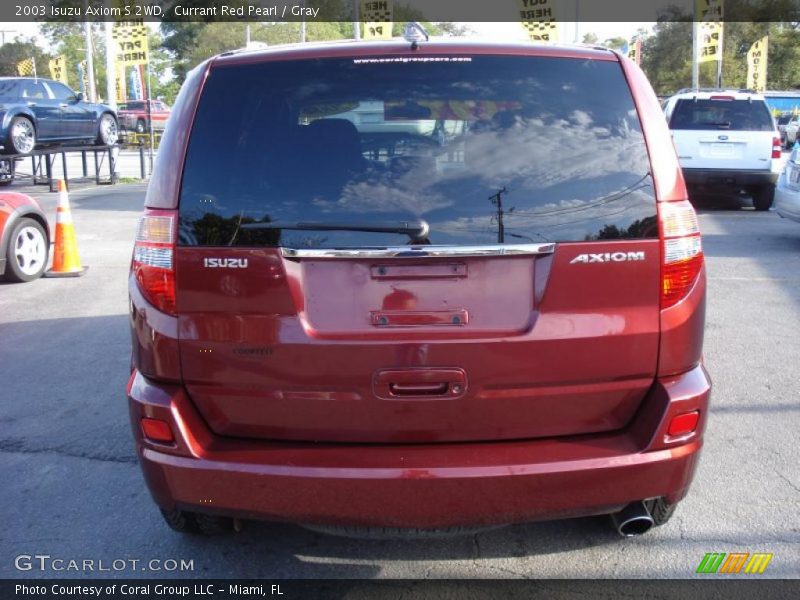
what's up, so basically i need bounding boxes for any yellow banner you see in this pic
[696,0,724,63]
[49,55,68,84]
[111,20,149,66]
[115,62,127,103]
[747,36,768,93]
[517,0,559,42]
[627,39,642,65]
[17,57,35,77]
[361,0,392,40]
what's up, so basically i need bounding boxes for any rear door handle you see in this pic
[59,103,69,108]
[373,368,467,400]
[389,382,449,396]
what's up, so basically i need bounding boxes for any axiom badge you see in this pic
[203,258,248,268]
[570,252,646,264]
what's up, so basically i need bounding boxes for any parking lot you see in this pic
[0,180,798,579]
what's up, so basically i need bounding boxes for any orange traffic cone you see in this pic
[44,180,88,278]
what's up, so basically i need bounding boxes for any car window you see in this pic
[0,80,19,98]
[44,81,77,101]
[179,55,657,248]
[21,80,47,100]
[777,115,792,125]
[670,99,774,131]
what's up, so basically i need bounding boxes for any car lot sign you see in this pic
[517,0,559,42]
[696,0,724,63]
[361,0,392,40]
[747,36,768,93]
[49,55,68,84]
[112,20,149,66]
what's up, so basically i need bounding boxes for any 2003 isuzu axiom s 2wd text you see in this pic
[127,37,711,538]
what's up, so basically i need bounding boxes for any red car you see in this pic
[118,99,171,134]
[128,39,710,538]
[0,192,49,282]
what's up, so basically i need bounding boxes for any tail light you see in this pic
[132,209,177,314]
[659,200,703,309]
[140,418,175,443]
[772,136,782,159]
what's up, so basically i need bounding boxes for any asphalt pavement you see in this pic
[0,181,798,579]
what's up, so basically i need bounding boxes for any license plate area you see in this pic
[370,309,468,327]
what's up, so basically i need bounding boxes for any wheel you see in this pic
[0,158,15,186]
[4,218,48,282]
[7,116,36,154]
[135,119,146,134]
[753,184,775,211]
[96,113,118,146]
[646,497,678,527]
[159,508,235,535]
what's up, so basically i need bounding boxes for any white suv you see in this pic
[664,89,781,210]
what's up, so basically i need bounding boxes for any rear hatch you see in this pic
[670,97,776,170]
[174,51,662,444]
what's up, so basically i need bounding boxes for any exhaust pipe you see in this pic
[611,501,654,537]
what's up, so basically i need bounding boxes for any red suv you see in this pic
[127,40,710,538]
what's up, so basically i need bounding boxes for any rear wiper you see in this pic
[699,121,731,129]
[241,219,431,242]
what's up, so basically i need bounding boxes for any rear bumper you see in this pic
[127,365,711,528]
[682,168,778,188]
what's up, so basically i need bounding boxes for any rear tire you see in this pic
[646,497,678,527]
[753,184,775,211]
[160,508,235,535]
[160,508,199,533]
[4,218,48,282]
[96,113,118,146]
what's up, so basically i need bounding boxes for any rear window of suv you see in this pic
[178,55,657,248]
[669,98,774,131]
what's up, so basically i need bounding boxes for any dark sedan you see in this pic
[0,77,118,155]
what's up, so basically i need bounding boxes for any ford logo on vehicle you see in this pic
[718,135,729,140]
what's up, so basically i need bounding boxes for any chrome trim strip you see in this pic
[280,244,556,259]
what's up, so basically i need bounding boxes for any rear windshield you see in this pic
[670,98,774,131]
[179,55,657,248]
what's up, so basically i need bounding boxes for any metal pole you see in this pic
[353,0,360,40]
[490,187,506,244]
[83,2,96,102]
[301,1,307,43]
[574,0,579,43]
[146,63,154,176]
[692,21,699,89]
[105,20,116,109]
[716,26,724,88]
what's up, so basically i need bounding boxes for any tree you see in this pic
[39,23,105,93]
[582,32,599,45]
[0,37,51,78]
[603,36,627,50]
